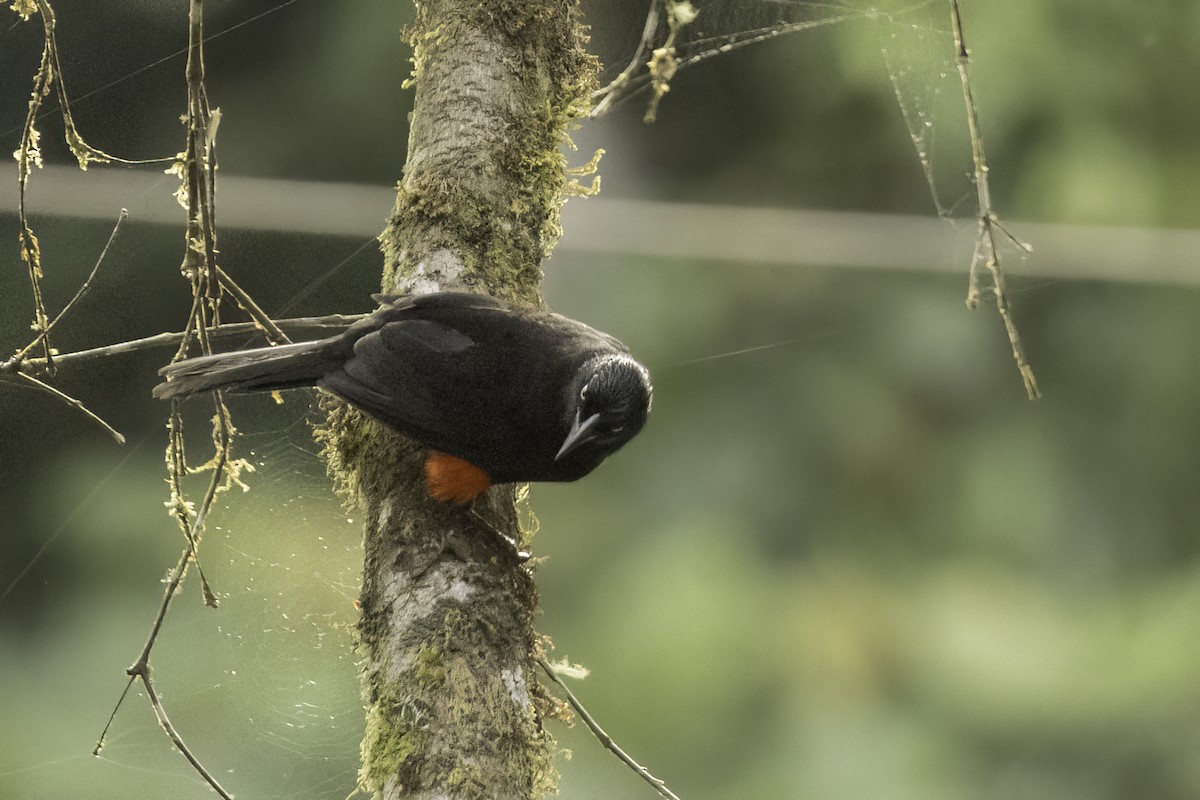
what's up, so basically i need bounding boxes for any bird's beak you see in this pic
[555,410,602,461]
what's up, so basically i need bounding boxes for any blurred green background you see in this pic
[3,1,1200,798]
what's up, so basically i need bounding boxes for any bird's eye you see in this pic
[610,424,625,434]
[580,385,589,401]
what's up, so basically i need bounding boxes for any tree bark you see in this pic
[315,1,596,798]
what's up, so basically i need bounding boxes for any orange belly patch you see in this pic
[424,451,493,504]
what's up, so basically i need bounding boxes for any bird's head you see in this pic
[555,354,652,470]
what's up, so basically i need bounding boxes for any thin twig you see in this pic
[10,209,128,367]
[11,370,125,444]
[16,2,55,365]
[97,2,248,795]
[590,1,662,118]
[97,416,230,788]
[594,5,853,122]
[163,401,215,607]
[93,672,137,756]
[949,0,1039,400]
[214,264,290,345]
[3,0,302,142]
[139,674,234,800]
[643,1,700,124]
[95,531,196,758]
[5,313,365,372]
[0,209,130,443]
[13,0,172,371]
[95,466,233,800]
[168,398,223,609]
[536,656,682,800]
[31,0,171,169]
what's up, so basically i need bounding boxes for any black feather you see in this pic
[152,340,340,399]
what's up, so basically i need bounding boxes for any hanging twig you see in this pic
[15,4,54,365]
[5,0,302,142]
[537,656,683,800]
[95,2,274,796]
[30,0,171,169]
[10,209,128,368]
[949,0,1039,400]
[0,209,129,443]
[95,455,235,800]
[12,0,173,367]
[591,0,662,118]
[140,672,234,800]
[643,1,699,124]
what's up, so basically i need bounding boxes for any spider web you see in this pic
[866,0,973,217]
[92,399,365,800]
[596,0,973,216]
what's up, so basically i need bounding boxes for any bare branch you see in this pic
[0,208,129,443]
[10,209,128,367]
[95,455,236,800]
[5,313,365,372]
[139,673,235,800]
[643,1,699,124]
[11,370,125,444]
[96,403,232,798]
[950,0,1039,399]
[537,656,683,800]
[591,1,661,118]
[94,2,279,795]
[214,264,291,345]
[15,6,54,364]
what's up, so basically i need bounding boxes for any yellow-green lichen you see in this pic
[9,0,38,20]
[359,687,427,794]
[312,393,417,507]
[402,23,446,90]
[414,642,446,688]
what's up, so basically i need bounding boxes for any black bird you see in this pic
[153,292,652,503]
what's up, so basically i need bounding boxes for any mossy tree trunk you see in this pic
[316,1,597,798]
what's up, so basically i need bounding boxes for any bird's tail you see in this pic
[152,339,339,400]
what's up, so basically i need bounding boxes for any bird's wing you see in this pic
[377,318,476,355]
[317,315,492,450]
